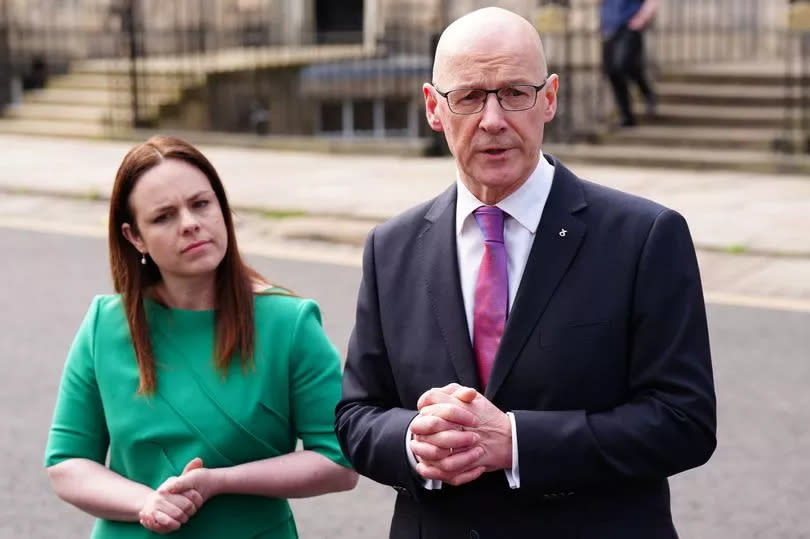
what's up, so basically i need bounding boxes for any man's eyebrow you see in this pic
[452,80,537,88]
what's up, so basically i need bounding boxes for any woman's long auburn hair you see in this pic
[109,135,264,394]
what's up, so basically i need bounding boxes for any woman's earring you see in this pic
[141,253,147,265]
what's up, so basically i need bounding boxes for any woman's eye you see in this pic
[193,199,209,209]
[153,211,172,223]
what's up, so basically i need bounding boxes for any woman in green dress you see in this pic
[45,135,357,538]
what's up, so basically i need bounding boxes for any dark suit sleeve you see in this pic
[335,228,422,493]
[514,209,717,490]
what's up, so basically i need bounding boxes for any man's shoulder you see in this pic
[572,174,670,222]
[584,178,664,210]
[549,156,670,220]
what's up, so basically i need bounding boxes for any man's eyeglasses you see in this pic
[432,80,548,115]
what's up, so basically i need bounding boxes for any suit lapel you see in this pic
[419,184,480,389]
[486,158,588,400]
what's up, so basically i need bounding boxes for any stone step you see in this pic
[2,102,137,123]
[548,142,810,175]
[647,103,796,128]
[0,119,112,138]
[0,120,429,156]
[659,61,804,86]
[23,87,180,107]
[602,125,786,151]
[71,44,372,76]
[656,82,803,107]
[48,72,188,91]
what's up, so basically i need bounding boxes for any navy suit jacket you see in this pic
[336,155,716,539]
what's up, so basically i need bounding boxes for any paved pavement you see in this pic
[4,227,809,538]
[1,133,809,309]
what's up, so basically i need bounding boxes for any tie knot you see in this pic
[473,206,505,243]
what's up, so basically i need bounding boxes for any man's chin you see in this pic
[476,165,519,185]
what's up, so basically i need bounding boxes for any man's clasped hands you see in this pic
[409,383,514,486]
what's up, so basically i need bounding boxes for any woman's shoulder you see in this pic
[91,293,123,306]
[84,294,127,327]
[87,293,124,313]
[81,293,123,316]
[68,294,128,345]
[254,289,321,322]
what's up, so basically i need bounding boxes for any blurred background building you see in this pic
[0,0,808,166]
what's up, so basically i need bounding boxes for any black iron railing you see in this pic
[0,0,807,154]
[536,0,808,151]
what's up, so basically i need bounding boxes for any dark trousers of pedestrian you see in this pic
[602,26,655,126]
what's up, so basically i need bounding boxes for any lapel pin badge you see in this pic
[559,228,567,237]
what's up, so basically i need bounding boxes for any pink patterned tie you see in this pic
[472,206,508,390]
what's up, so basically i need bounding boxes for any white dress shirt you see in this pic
[407,156,555,490]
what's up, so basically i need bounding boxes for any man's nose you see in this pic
[478,93,507,132]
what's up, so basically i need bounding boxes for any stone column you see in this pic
[281,0,314,45]
[364,0,381,50]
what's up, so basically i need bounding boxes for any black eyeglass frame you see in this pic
[431,79,549,114]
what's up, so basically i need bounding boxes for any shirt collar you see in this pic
[455,155,555,235]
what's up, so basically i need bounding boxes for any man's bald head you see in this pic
[432,7,547,87]
[422,7,558,204]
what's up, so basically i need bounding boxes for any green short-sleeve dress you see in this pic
[45,292,350,538]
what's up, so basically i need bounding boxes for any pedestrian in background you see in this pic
[601,0,659,126]
[44,135,356,538]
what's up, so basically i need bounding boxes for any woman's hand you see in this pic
[159,457,220,507]
[139,458,207,534]
[137,489,200,534]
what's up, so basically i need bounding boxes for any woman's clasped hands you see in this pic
[139,457,215,534]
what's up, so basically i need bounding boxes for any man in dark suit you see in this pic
[335,7,716,539]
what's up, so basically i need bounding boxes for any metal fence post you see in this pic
[198,0,207,53]
[802,31,810,152]
[124,0,143,128]
[0,0,11,108]
[786,0,810,153]
[425,0,450,157]
[535,0,572,142]
[425,30,449,156]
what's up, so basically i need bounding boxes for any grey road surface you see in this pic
[2,227,809,538]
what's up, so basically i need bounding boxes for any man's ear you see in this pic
[542,74,560,123]
[423,83,444,132]
[121,222,146,255]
